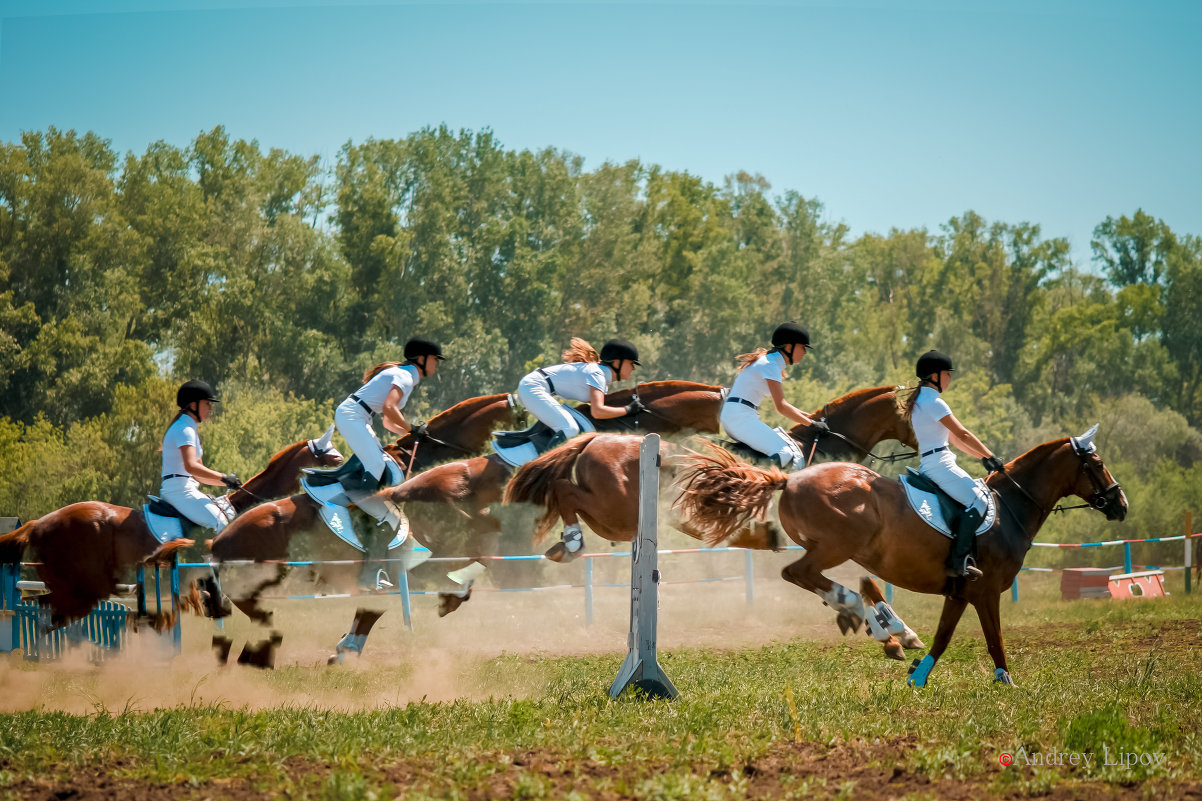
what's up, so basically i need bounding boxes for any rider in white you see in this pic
[517,338,644,450]
[337,338,443,493]
[160,380,243,533]
[720,322,829,469]
[904,350,1005,579]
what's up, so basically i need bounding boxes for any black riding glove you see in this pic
[981,455,1005,473]
[624,398,645,416]
[222,473,243,490]
[808,419,830,434]
[411,422,429,440]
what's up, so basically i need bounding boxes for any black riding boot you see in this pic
[946,506,984,580]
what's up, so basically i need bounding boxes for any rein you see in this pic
[809,402,918,465]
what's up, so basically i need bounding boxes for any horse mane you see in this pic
[674,441,789,546]
[265,439,306,465]
[427,393,509,427]
[813,385,894,418]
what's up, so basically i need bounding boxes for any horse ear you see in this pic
[1072,423,1099,453]
[315,424,335,451]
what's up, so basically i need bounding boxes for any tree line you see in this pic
[2,125,1200,564]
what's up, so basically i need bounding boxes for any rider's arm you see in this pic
[766,380,817,427]
[379,386,412,435]
[940,413,995,460]
[180,445,225,486]
[588,386,632,420]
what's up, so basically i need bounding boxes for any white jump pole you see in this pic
[609,433,677,700]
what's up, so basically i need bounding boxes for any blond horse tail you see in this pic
[674,442,789,546]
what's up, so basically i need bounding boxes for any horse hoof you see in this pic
[899,627,925,650]
[835,612,862,636]
[212,635,233,666]
[438,588,472,617]
[994,669,1014,686]
[544,543,570,563]
[883,641,905,661]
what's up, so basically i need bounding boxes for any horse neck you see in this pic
[635,381,723,433]
[428,394,510,450]
[991,440,1077,547]
[822,388,915,451]
[233,442,306,510]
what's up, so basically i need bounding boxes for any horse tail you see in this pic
[674,442,789,546]
[504,433,601,541]
[0,521,34,566]
[144,538,195,566]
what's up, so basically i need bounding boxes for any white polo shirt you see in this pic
[727,350,786,408]
[536,362,613,403]
[353,364,421,413]
[161,414,200,477]
[912,386,953,453]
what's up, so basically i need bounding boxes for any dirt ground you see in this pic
[6,736,1202,801]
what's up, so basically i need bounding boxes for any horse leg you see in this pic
[329,608,386,664]
[780,546,866,635]
[237,631,283,670]
[543,478,592,563]
[437,511,497,616]
[974,591,1013,685]
[906,595,967,688]
[855,577,908,661]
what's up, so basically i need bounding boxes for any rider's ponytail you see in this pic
[735,347,769,372]
[560,337,600,364]
[363,362,402,383]
[894,384,922,422]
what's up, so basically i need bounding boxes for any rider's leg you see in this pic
[336,402,387,491]
[721,405,800,467]
[160,478,229,534]
[518,378,582,440]
[920,453,987,579]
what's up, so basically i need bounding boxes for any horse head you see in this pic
[1066,424,1128,521]
[308,424,345,467]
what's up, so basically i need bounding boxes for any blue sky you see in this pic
[1,0,1199,264]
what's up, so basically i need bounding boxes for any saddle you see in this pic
[493,420,558,451]
[899,468,995,539]
[142,494,235,544]
[490,407,595,467]
[300,453,407,553]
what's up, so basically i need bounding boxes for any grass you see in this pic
[1,587,1200,799]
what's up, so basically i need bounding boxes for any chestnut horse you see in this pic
[579,381,724,434]
[674,426,1128,686]
[201,381,731,663]
[390,392,525,471]
[0,433,344,626]
[503,385,917,557]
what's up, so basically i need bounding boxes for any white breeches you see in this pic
[336,398,389,481]
[160,477,229,533]
[517,374,581,437]
[720,403,795,466]
[920,451,988,514]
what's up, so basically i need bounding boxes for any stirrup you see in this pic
[946,556,983,580]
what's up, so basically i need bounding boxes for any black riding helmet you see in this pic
[177,380,220,409]
[600,338,641,366]
[771,322,814,351]
[916,350,954,379]
[403,338,445,362]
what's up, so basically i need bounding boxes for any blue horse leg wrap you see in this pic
[907,654,936,687]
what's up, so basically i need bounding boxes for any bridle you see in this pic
[802,401,918,466]
[995,441,1123,527]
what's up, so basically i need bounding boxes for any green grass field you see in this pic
[2,566,1200,800]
